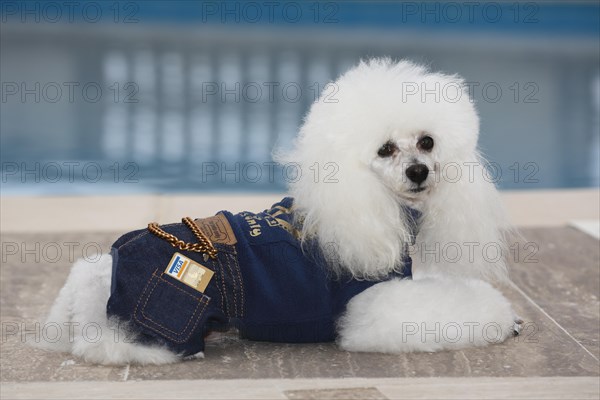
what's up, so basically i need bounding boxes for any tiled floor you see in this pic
[1,191,599,399]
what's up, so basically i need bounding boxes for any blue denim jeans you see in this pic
[106,198,420,356]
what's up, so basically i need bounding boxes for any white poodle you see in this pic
[40,59,520,365]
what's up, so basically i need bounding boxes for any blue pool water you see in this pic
[1,2,598,194]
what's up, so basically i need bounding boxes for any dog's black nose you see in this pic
[406,164,429,184]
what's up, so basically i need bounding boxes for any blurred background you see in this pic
[1,0,599,194]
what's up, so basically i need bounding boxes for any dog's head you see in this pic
[280,59,508,282]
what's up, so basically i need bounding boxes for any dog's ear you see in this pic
[412,153,511,283]
[277,130,413,280]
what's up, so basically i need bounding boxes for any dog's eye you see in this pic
[417,135,434,151]
[377,141,397,157]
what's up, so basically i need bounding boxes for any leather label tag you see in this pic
[194,213,237,246]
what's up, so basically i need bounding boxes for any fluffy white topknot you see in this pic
[278,58,509,282]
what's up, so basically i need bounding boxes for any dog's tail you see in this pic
[37,254,177,365]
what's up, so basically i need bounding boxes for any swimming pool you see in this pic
[1,2,598,194]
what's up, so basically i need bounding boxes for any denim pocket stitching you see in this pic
[134,271,209,343]
[214,258,227,317]
[222,253,238,317]
[228,253,245,317]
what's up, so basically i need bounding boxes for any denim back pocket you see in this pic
[134,269,211,344]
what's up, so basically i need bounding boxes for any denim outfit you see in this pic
[106,198,421,356]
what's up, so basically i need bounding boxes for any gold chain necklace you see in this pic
[147,217,218,259]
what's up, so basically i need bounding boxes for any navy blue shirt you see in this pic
[107,198,420,356]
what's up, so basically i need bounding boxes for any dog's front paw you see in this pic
[512,317,524,336]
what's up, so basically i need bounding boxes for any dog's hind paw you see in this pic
[183,351,204,361]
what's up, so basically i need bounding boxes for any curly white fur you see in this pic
[41,59,518,364]
[37,255,178,365]
[338,277,516,353]
[279,58,510,282]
